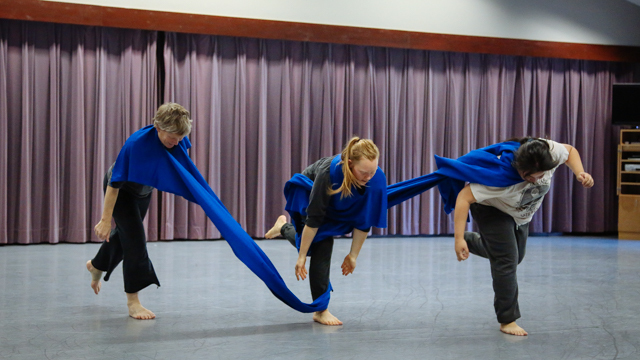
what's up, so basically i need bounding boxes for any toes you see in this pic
[130,309,155,320]
[141,313,155,320]
[91,281,101,295]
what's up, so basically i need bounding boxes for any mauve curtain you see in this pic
[0,20,157,244]
[1,20,638,244]
[163,33,638,238]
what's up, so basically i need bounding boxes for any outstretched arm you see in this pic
[562,144,594,188]
[341,228,368,276]
[295,225,318,281]
[94,185,119,241]
[453,185,477,261]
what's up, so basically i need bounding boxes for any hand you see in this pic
[455,239,469,261]
[341,254,357,276]
[94,219,112,241]
[576,172,594,188]
[295,256,307,281]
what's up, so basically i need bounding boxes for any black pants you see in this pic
[281,223,333,301]
[91,177,160,294]
[466,203,529,324]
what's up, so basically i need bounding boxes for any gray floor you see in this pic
[1,235,639,360]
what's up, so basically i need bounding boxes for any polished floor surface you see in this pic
[1,235,639,360]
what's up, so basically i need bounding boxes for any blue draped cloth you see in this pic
[111,125,330,313]
[387,142,524,212]
[284,142,523,246]
[112,125,523,313]
[283,155,388,247]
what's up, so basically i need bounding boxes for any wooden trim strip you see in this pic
[2,0,640,62]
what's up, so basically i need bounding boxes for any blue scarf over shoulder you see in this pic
[111,125,330,313]
[111,125,522,314]
[283,155,388,247]
[387,141,524,212]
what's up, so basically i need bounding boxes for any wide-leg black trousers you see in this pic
[91,176,159,294]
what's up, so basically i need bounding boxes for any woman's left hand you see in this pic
[577,172,594,188]
[341,254,357,276]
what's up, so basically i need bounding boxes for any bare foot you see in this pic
[126,293,156,320]
[500,321,528,336]
[128,303,156,320]
[313,310,343,326]
[265,215,287,239]
[86,260,103,295]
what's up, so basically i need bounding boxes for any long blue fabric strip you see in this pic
[111,125,331,312]
[284,142,524,246]
[111,125,523,313]
[387,142,524,212]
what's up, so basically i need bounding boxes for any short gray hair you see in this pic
[153,103,192,136]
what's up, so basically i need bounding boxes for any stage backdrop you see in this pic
[159,33,637,240]
[0,19,638,244]
[0,19,158,244]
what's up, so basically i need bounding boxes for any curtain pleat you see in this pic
[0,18,638,244]
[0,20,157,244]
[163,35,638,238]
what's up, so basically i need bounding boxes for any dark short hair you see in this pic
[511,137,559,177]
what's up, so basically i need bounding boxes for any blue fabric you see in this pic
[387,142,524,212]
[111,125,330,313]
[283,143,522,247]
[111,127,522,314]
[283,155,388,248]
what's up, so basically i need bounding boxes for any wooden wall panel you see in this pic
[1,0,640,62]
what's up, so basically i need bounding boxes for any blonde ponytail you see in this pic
[328,136,380,199]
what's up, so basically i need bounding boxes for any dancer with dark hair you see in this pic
[265,137,387,326]
[453,137,594,336]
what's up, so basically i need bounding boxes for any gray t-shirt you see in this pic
[106,163,154,198]
[469,140,569,225]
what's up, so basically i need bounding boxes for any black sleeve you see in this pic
[305,169,332,228]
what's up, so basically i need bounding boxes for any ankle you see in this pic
[126,293,141,306]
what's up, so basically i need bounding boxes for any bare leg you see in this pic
[313,309,343,326]
[126,292,155,320]
[265,215,287,239]
[86,260,103,295]
[500,321,528,336]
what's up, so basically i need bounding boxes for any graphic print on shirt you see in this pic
[515,184,551,219]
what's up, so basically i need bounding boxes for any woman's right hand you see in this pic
[94,219,112,241]
[576,172,594,188]
[295,256,308,281]
[455,238,469,261]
